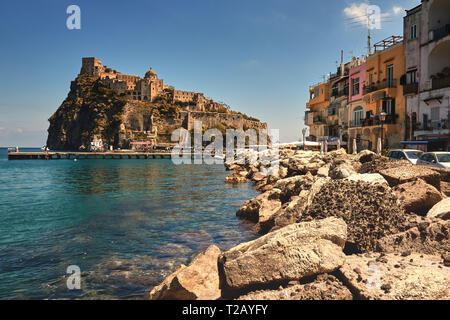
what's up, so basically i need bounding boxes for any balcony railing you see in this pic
[331,87,349,98]
[363,79,397,95]
[403,83,418,95]
[350,114,398,128]
[430,24,450,42]
[432,75,450,90]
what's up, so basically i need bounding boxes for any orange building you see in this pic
[349,36,406,151]
[305,81,330,140]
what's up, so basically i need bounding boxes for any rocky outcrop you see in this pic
[218,217,347,294]
[379,165,441,190]
[427,198,450,220]
[338,253,450,300]
[393,179,444,215]
[301,180,407,252]
[236,189,281,223]
[237,274,352,300]
[376,219,450,256]
[224,170,249,184]
[149,245,221,300]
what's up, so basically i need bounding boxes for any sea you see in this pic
[0,147,259,299]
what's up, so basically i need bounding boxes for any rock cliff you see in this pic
[46,74,266,150]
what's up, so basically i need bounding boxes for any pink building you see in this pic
[348,63,366,104]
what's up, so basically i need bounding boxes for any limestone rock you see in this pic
[393,179,444,215]
[380,165,441,190]
[218,217,347,292]
[224,171,248,184]
[237,274,352,300]
[301,180,407,252]
[273,173,316,202]
[269,177,328,232]
[345,173,389,186]
[427,198,450,220]
[149,245,221,300]
[329,162,357,179]
[236,189,281,223]
[338,253,450,300]
[376,219,450,256]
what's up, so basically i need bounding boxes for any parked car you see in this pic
[386,149,424,164]
[417,152,450,169]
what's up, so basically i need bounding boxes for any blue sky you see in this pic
[0,0,419,146]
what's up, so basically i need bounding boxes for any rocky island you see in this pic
[46,57,267,150]
[150,148,450,300]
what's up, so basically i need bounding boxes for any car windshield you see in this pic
[405,151,423,159]
[437,154,450,163]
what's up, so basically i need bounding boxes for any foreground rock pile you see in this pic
[150,149,450,300]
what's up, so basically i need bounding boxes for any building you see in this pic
[80,57,223,112]
[305,54,364,145]
[350,36,406,152]
[348,61,367,152]
[404,0,450,152]
[305,81,330,141]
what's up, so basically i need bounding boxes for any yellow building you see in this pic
[349,36,406,151]
[305,81,330,140]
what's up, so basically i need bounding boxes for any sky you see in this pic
[0,0,420,146]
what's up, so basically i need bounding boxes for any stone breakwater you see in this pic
[150,149,450,300]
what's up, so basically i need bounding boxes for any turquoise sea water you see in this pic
[0,148,258,299]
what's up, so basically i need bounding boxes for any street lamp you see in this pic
[379,111,387,152]
[302,128,307,151]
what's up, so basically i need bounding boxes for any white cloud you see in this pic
[392,6,403,15]
[344,3,371,27]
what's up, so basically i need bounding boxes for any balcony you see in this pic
[430,24,450,42]
[331,87,349,99]
[432,75,450,90]
[350,114,398,128]
[363,79,397,95]
[403,83,418,95]
[313,116,325,124]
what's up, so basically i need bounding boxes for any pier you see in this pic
[7,151,203,160]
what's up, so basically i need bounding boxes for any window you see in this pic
[407,70,418,84]
[382,99,395,115]
[353,106,363,126]
[369,73,374,86]
[315,88,319,98]
[352,77,360,96]
[387,64,394,87]
[410,24,417,40]
[431,107,440,122]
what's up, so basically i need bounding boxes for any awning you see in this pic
[401,141,428,145]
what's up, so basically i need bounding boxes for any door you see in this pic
[387,64,394,88]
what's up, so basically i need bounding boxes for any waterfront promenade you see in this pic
[7,151,186,160]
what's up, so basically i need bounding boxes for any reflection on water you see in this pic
[0,148,258,299]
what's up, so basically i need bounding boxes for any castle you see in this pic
[80,57,223,112]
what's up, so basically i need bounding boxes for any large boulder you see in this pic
[237,274,352,300]
[224,170,249,184]
[345,173,389,186]
[427,198,450,220]
[376,219,450,256]
[268,177,328,232]
[149,245,221,300]
[379,165,441,190]
[236,189,281,223]
[273,173,316,203]
[338,253,450,300]
[218,217,347,293]
[329,161,357,179]
[301,180,407,252]
[393,179,444,215]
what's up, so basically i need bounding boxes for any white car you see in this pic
[386,149,424,165]
[417,152,450,169]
